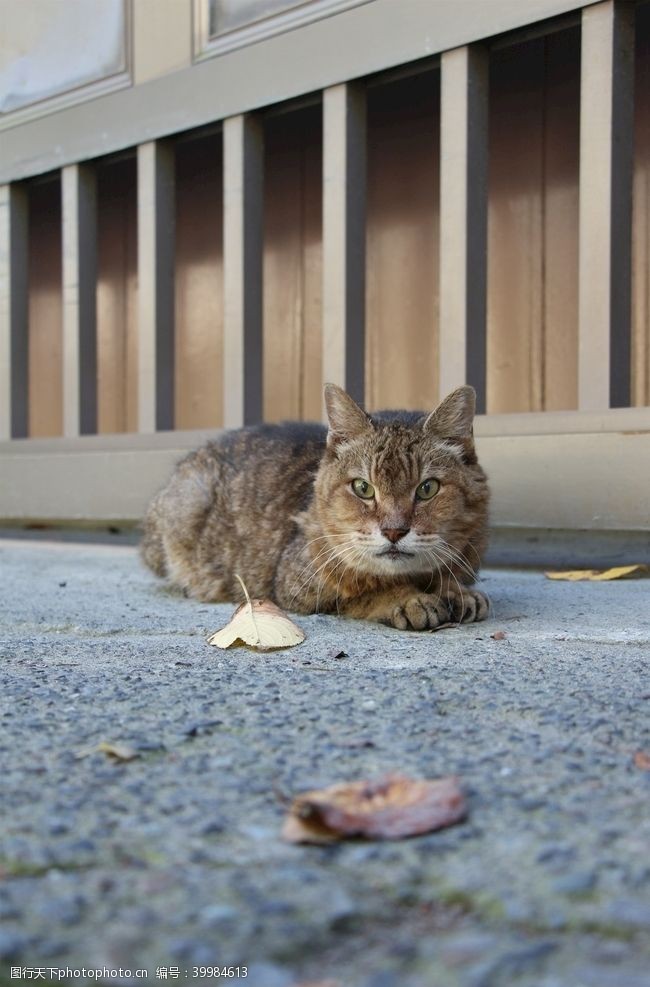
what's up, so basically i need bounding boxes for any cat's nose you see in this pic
[382,527,410,544]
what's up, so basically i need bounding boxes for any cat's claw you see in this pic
[390,588,489,630]
[446,588,490,623]
[390,594,450,631]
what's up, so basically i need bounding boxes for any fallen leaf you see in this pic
[75,741,139,762]
[207,575,305,651]
[490,630,507,640]
[633,751,650,771]
[544,565,650,582]
[282,773,466,844]
[98,742,139,761]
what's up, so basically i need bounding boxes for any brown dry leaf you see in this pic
[282,773,466,844]
[633,751,650,771]
[75,741,139,762]
[544,565,650,582]
[207,575,305,651]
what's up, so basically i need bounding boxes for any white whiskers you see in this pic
[287,526,483,620]
[413,535,482,617]
[287,535,360,612]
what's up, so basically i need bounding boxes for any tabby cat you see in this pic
[141,384,490,630]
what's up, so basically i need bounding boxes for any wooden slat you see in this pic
[28,179,63,437]
[365,73,440,412]
[137,140,175,432]
[542,28,580,412]
[301,126,325,421]
[0,184,28,439]
[62,163,97,436]
[262,107,323,423]
[439,44,488,410]
[263,113,307,423]
[632,4,650,409]
[578,0,635,410]
[322,82,366,404]
[487,41,544,414]
[174,134,223,429]
[96,156,139,434]
[223,114,264,428]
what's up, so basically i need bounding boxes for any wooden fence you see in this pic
[0,0,649,536]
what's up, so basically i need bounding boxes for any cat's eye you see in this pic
[416,478,440,501]
[351,478,375,499]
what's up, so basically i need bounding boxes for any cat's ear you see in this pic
[424,385,477,462]
[324,384,371,448]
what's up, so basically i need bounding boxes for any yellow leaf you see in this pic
[75,741,139,761]
[544,565,650,582]
[97,742,139,761]
[207,575,305,652]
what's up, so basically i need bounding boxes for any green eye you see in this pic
[416,478,440,501]
[351,478,375,499]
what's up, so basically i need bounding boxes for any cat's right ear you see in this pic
[424,385,477,464]
[424,385,476,436]
[324,384,371,449]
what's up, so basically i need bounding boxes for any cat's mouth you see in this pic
[377,547,415,560]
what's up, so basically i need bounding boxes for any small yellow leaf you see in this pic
[544,565,650,582]
[97,742,139,761]
[207,577,305,652]
[75,741,139,762]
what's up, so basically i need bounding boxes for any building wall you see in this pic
[21,14,650,433]
[2,0,649,533]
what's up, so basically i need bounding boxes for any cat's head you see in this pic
[313,384,489,579]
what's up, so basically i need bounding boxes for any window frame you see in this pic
[0,0,132,132]
[192,0,372,61]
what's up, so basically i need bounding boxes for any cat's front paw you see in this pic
[390,593,450,631]
[446,588,490,623]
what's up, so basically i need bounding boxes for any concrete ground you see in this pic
[0,537,649,987]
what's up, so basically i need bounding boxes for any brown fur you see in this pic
[141,385,490,630]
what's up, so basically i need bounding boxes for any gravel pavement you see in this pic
[1,537,649,987]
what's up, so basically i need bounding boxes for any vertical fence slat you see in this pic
[322,82,366,405]
[62,164,97,436]
[137,140,175,432]
[223,114,264,428]
[439,44,488,411]
[579,0,634,410]
[0,183,28,439]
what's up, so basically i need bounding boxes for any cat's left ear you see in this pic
[324,383,371,449]
[424,385,477,463]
